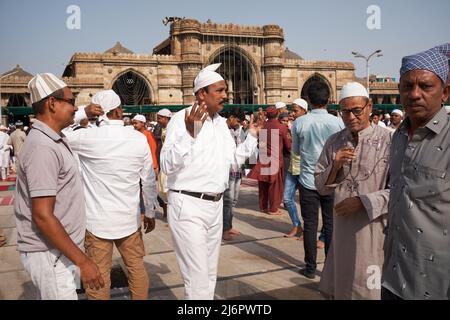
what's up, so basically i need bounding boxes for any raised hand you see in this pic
[248,114,263,138]
[84,103,104,118]
[333,146,356,171]
[185,101,208,138]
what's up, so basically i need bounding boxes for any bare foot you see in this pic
[229,228,241,235]
[222,230,233,241]
[284,227,301,238]
[261,209,269,214]
[268,210,282,216]
[317,240,325,249]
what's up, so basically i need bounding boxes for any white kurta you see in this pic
[314,124,392,299]
[161,107,257,299]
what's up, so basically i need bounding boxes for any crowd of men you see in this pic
[3,42,449,300]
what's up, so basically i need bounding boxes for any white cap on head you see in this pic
[28,73,68,104]
[157,108,172,118]
[193,63,224,93]
[445,105,450,114]
[384,113,391,119]
[339,82,369,103]
[292,98,308,111]
[132,114,146,123]
[391,109,404,117]
[92,90,121,122]
[275,102,286,109]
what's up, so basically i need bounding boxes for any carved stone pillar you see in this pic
[262,25,284,104]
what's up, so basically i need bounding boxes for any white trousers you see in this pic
[168,191,223,300]
[20,249,79,300]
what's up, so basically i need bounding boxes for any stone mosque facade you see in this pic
[0,18,400,116]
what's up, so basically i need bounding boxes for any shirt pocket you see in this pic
[407,164,447,199]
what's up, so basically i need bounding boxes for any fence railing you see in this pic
[3,103,450,116]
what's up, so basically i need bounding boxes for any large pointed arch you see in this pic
[206,45,260,104]
[300,73,333,102]
[111,69,154,105]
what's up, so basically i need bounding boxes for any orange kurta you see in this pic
[143,130,158,171]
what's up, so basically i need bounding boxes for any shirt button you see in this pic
[433,121,439,125]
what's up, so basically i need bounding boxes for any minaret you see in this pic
[262,25,284,104]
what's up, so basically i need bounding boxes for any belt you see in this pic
[170,190,223,202]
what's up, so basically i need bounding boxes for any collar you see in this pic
[32,119,63,142]
[399,106,448,135]
[344,123,374,141]
[99,119,124,127]
[310,109,329,114]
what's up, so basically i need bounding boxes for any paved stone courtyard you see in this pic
[0,177,325,300]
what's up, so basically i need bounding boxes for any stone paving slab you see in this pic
[0,245,23,273]
[0,206,14,216]
[0,270,34,300]
[0,178,327,300]
[0,215,15,228]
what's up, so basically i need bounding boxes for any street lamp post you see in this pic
[351,50,383,95]
[0,70,19,126]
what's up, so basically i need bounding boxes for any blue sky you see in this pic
[1,0,449,79]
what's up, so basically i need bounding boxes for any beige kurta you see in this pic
[314,124,392,299]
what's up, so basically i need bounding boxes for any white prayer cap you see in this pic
[28,73,68,104]
[132,114,146,123]
[391,109,404,117]
[275,102,287,109]
[384,113,391,119]
[92,90,121,113]
[445,105,450,114]
[292,98,308,111]
[157,108,172,118]
[338,82,369,103]
[193,63,224,93]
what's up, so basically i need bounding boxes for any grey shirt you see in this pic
[15,120,85,252]
[382,107,450,300]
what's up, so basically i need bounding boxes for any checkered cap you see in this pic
[432,43,450,59]
[28,73,67,104]
[400,46,449,84]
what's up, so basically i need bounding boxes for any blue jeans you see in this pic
[283,171,302,228]
[223,175,242,231]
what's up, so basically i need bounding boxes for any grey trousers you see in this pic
[223,175,242,232]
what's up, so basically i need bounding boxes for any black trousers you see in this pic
[299,184,334,274]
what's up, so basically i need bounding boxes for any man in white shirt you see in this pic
[161,64,260,300]
[371,110,387,127]
[67,90,157,300]
[387,109,404,132]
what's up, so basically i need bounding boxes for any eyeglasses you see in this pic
[339,101,369,117]
[53,97,76,106]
